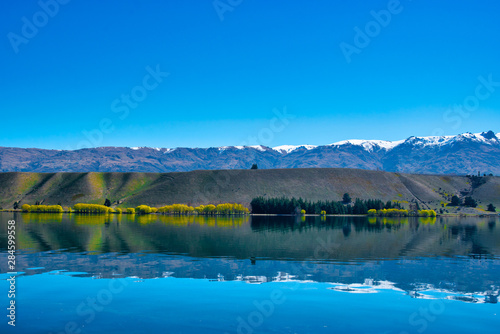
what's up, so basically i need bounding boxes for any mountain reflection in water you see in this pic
[1,213,499,302]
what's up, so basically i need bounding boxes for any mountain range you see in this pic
[1,131,499,175]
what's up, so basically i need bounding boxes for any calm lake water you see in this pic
[1,212,499,333]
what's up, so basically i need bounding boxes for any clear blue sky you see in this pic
[1,0,500,149]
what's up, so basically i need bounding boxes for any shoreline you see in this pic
[1,210,498,218]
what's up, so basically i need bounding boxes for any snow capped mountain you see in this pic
[1,131,499,174]
[271,131,499,154]
[402,131,499,148]
[127,131,499,155]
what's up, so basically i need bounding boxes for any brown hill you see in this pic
[1,168,498,213]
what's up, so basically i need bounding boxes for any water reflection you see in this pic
[1,213,499,301]
[2,213,499,259]
[2,213,499,257]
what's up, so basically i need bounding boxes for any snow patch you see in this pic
[218,145,266,152]
[130,146,166,151]
[248,145,266,151]
[405,135,455,147]
[408,132,499,147]
[330,139,403,152]
[272,145,317,154]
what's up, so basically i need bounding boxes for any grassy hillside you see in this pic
[0,168,498,213]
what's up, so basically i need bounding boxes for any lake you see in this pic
[1,212,499,333]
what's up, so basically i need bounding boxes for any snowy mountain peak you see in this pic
[481,130,497,140]
[272,145,317,154]
[452,132,499,145]
[403,135,455,147]
[329,139,404,152]
[218,145,268,152]
[270,130,498,154]
[126,131,498,155]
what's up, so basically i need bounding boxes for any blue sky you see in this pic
[1,0,500,149]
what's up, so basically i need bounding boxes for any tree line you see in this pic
[250,196,402,215]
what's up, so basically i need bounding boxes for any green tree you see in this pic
[251,164,258,169]
[487,203,496,212]
[352,198,367,214]
[27,205,63,213]
[450,195,461,206]
[136,205,152,214]
[104,198,111,207]
[464,196,477,208]
[13,201,19,210]
[342,193,351,204]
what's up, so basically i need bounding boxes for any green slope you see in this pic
[0,169,499,213]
